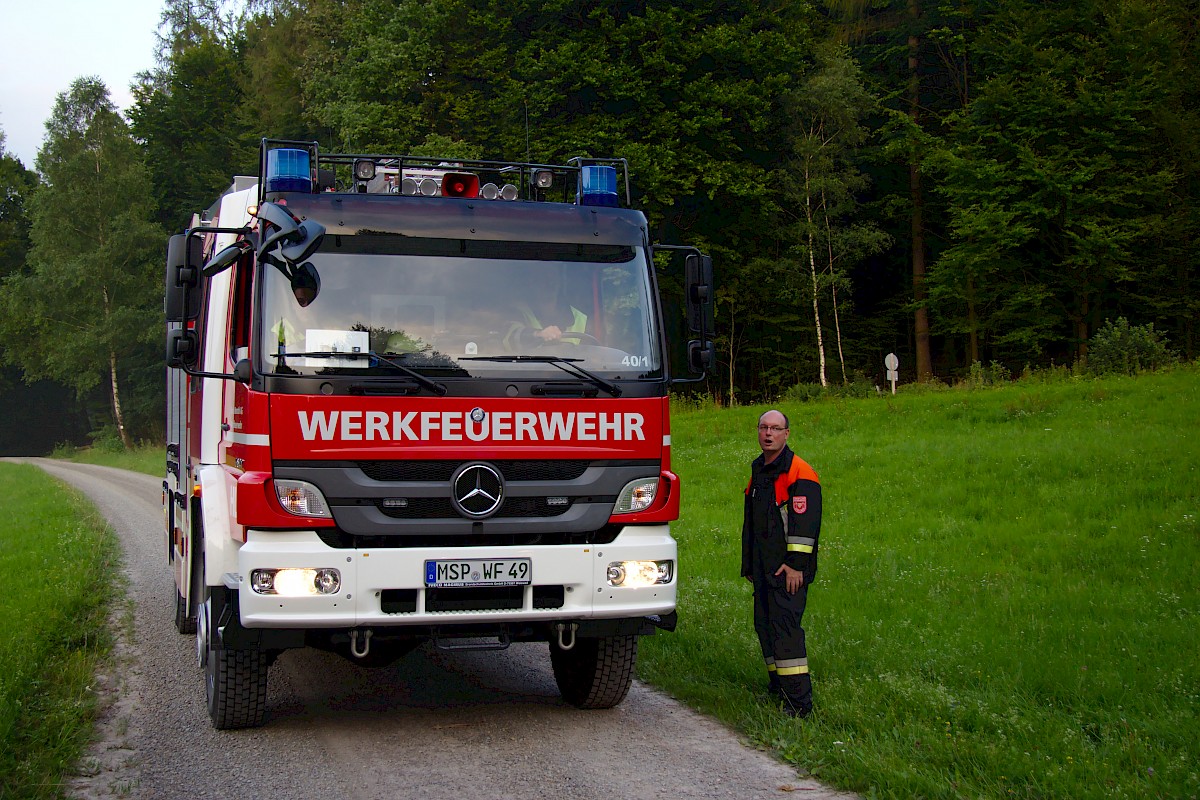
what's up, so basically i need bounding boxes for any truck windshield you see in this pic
[257,236,663,380]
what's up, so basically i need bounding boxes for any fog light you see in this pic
[533,169,554,189]
[606,560,673,587]
[314,568,341,594]
[264,568,342,596]
[251,569,275,594]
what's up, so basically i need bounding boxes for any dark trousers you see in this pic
[752,570,812,712]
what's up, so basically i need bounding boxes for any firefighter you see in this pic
[503,264,588,350]
[741,409,822,718]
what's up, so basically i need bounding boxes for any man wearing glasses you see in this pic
[741,409,822,718]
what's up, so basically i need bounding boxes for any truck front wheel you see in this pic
[550,634,638,709]
[196,584,268,729]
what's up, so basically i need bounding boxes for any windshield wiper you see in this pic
[371,352,447,395]
[460,355,622,397]
[269,351,447,395]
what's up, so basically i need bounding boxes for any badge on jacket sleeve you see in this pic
[793,496,807,514]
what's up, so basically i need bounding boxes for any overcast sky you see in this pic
[0,0,162,168]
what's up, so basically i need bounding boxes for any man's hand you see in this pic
[774,564,804,594]
[535,324,563,341]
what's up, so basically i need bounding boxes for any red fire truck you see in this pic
[164,140,714,728]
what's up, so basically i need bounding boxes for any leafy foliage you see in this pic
[1086,317,1177,376]
[3,0,1197,454]
[0,78,164,446]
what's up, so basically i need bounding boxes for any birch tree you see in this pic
[0,78,163,448]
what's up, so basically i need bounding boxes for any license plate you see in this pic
[424,558,531,587]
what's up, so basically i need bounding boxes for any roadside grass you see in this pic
[51,441,161,477]
[0,463,120,799]
[641,367,1199,799]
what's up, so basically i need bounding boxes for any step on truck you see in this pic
[164,140,715,728]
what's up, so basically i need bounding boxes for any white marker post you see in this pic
[885,353,899,395]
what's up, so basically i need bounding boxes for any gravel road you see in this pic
[20,458,854,800]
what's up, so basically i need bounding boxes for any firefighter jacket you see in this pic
[503,303,588,350]
[741,445,822,586]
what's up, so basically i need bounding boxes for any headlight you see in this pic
[250,568,341,596]
[606,560,673,587]
[613,477,659,514]
[273,479,332,518]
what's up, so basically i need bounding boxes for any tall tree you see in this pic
[824,0,996,379]
[131,0,258,231]
[0,78,163,448]
[779,42,889,386]
[930,0,1182,363]
[0,130,37,281]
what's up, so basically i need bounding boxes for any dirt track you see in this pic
[21,458,854,800]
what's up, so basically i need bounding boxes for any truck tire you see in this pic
[173,588,196,634]
[550,634,638,709]
[197,585,268,729]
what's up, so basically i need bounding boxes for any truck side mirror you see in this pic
[166,328,199,368]
[165,233,204,322]
[685,254,714,337]
[688,340,715,373]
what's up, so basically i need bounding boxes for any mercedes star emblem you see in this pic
[451,462,504,519]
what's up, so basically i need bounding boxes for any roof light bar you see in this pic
[580,165,618,207]
[265,148,312,193]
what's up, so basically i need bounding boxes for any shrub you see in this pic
[963,360,1011,389]
[1087,317,1177,376]
[782,382,827,403]
[828,370,877,399]
[87,426,126,454]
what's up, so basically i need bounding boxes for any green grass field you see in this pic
[639,367,1200,799]
[0,463,120,799]
[52,442,161,477]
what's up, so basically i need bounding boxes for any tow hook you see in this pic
[554,622,578,651]
[349,628,372,658]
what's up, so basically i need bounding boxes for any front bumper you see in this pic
[234,524,676,628]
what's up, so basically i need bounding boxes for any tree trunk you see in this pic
[1076,294,1090,364]
[967,276,979,364]
[727,302,737,406]
[804,162,827,386]
[110,349,132,450]
[908,4,933,382]
[822,192,848,384]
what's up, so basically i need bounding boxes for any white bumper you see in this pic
[235,524,676,628]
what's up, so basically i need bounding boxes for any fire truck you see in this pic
[164,139,714,729]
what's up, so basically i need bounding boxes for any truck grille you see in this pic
[314,524,624,549]
[357,460,590,482]
[379,586,565,613]
[376,496,573,519]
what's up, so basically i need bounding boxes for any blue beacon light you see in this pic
[580,165,619,207]
[266,148,312,193]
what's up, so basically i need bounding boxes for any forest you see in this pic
[1,0,1197,450]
